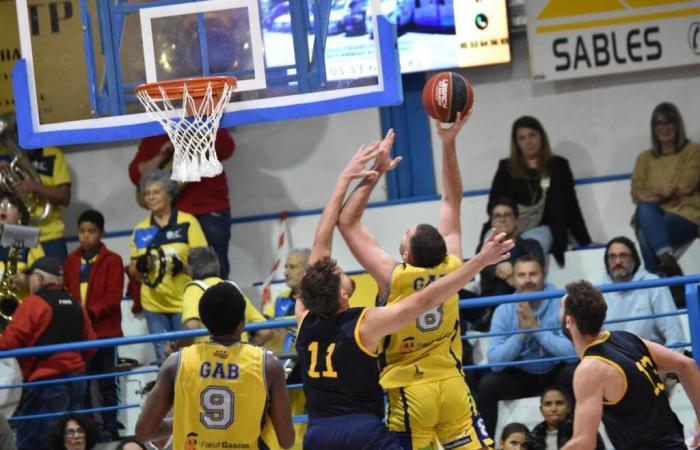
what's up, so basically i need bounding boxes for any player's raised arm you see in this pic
[436,110,471,259]
[645,340,700,425]
[308,141,381,266]
[338,130,401,298]
[135,353,178,442]
[561,359,606,450]
[265,351,295,449]
[359,231,513,351]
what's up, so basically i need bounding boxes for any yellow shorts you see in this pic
[386,376,492,450]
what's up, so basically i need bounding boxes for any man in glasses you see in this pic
[601,236,685,348]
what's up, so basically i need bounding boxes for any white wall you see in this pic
[59,33,700,294]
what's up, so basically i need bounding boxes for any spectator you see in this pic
[129,130,234,278]
[477,255,576,437]
[263,248,311,354]
[63,209,125,440]
[463,198,544,332]
[127,169,207,363]
[601,236,686,340]
[46,413,100,450]
[0,134,72,262]
[174,246,272,350]
[499,422,529,450]
[527,385,605,450]
[116,439,147,450]
[0,256,96,450]
[487,116,592,266]
[0,413,16,450]
[0,191,45,299]
[631,102,699,275]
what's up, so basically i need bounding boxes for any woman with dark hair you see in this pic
[46,413,100,450]
[487,116,592,267]
[631,102,700,274]
[527,385,604,450]
[498,422,529,450]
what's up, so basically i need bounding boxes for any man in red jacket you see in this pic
[129,129,234,277]
[0,256,96,450]
[63,209,124,439]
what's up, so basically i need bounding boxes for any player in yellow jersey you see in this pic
[339,111,491,449]
[135,282,295,450]
[295,137,513,449]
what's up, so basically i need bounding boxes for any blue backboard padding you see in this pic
[13,17,402,149]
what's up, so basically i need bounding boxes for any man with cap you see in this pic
[0,256,96,450]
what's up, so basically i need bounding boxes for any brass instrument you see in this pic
[0,246,21,321]
[0,115,52,225]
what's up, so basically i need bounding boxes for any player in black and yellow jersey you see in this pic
[339,113,491,449]
[560,280,700,450]
[135,282,295,450]
[296,137,513,449]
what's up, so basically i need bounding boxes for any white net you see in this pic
[136,80,235,182]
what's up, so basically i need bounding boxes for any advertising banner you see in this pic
[526,0,700,81]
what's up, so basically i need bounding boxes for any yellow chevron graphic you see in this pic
[537,0,693,20]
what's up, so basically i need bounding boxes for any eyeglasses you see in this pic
[606,253,633,262]
[0,201,18,211]
[654,120,676,129]
[64,427,85,438]
[492,212,515,221]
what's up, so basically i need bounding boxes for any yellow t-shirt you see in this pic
[631,141,700,225]
[379,254,464,389]
[0,244,45,300]
[173,341,269,450]
[129,210,207,313]
[182,277,267,343]
[0,147,71,242]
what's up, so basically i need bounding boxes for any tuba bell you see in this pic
[0,115,52,225]
[0,245,21,322]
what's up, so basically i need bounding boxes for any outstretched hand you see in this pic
[435,109,472,145]
[478,229,514,267]
[374,129,402,173]
[341,141,383,181]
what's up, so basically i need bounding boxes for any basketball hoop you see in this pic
[135,76,236,182]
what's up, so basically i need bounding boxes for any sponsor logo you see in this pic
[690,22,700,55]
[435,79,449,110]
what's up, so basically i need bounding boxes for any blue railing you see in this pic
[1,274,698,423]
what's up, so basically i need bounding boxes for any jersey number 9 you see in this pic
[200,386,235,429]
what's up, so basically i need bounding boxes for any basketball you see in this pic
[421,72,474,123]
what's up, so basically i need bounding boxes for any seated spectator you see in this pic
[499,422,529,450]
[602,236,686,341]
[527,385,604,450]
[487,116,592,267]
[46,413,100,450]
[116,439,147,450]
[463,198,544,332]
[174,246,272,350]
[631,102,699,275]
[477,255,576,437]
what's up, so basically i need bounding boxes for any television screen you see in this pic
[260,0,511,81]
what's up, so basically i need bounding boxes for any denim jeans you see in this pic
[16,375,86,450]
[634,202,698,273]
[41,237,68,263]
[142,310,182,364]
[196,209,232,279]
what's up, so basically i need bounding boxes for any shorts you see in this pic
[386,376,492,450]
[304,413,401,450]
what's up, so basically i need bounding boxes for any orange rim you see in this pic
[135,76,237,100]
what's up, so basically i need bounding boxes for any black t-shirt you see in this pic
[296,307,384,420]
[584,331,685,450]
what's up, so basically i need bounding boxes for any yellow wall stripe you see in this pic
[536,7,700,33]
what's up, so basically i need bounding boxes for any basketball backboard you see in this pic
[11,0,401,148]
